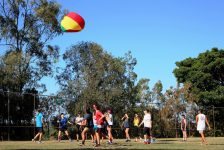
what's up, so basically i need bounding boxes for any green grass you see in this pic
[0,137,224,149]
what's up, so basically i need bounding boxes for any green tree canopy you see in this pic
[0,0,64,92]
[56,42,149,118]
[173,48,224,106]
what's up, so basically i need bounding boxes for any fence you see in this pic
[0,91,223,141]
[0,90,67,141]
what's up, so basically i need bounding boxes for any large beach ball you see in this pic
[61,12,85,32]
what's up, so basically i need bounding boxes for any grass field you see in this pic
[0,137,224,149]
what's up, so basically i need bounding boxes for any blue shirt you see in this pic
[36,113,43,127]
[59,117,68,128]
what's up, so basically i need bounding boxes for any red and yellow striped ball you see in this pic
[61,12,85,32]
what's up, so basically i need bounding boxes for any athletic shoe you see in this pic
[37,141,43,144]
[69,139,72,142]
[32,139,36,142]
[79,141,85,146]
[94,144,100,147]
[107,141,113,144]
[79,143,84,146]
[91,141,96,146]
[58,137,61,142]
[125,139,131,142]
[203,142,208,145]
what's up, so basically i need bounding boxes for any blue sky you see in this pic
[41,0,224,94]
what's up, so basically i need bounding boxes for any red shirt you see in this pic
[95,110,103,125]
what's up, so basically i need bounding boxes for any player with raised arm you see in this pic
[78,108,94,146]
[57,113,72,142]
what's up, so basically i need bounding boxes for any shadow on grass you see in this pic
[153,143,175,144]
[158,139,178,142]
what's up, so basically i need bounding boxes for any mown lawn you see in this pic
[0,137,224,149]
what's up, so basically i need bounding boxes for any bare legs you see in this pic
[144,134,148,143]
[95,128,101,146]
[125,128,130,141]
[107,126,113,143]
[33,132,43,142]
[199,131,208,145]
[80,127,94,145]
[76,133,79,141]
[58,130,71,142]
[182,131,187,141]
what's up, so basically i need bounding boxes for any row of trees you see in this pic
[0,0,223,139]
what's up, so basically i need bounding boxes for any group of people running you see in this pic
[32,104,115,147]
[32,105,210,147]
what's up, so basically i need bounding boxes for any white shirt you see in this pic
[93,116,97,126]
[107,114,113,126]
[197,114,206,130]
[76,117,83,126]
[143,113,152,128]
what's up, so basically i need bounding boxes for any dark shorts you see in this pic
[101,127,107,135]
[143,127,151,136]
[96,127,102,133]
[123,123,130,128]
[133,126,140,137]
[83,126,94,135]
[107,125,113,130]
[76,124,81,134]
[59,127,68,132]
[36,127,43,133]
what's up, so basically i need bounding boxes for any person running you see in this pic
[92,112,97,143]
[101,118,108,143]
[181,114,187,141]
[93,104,104,147]
[196,110,210,145]
[139,109,152,144]
[78,108,94,146]
[105,109,113,144]
[57,113,72,142]
[133,113,141,142]
[32,109,44,144]
[75,112,83,142]
[121,113,131,142]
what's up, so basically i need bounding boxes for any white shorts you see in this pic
[107,121,113,126]
[97,125,103,128]
[198,130,204,134]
